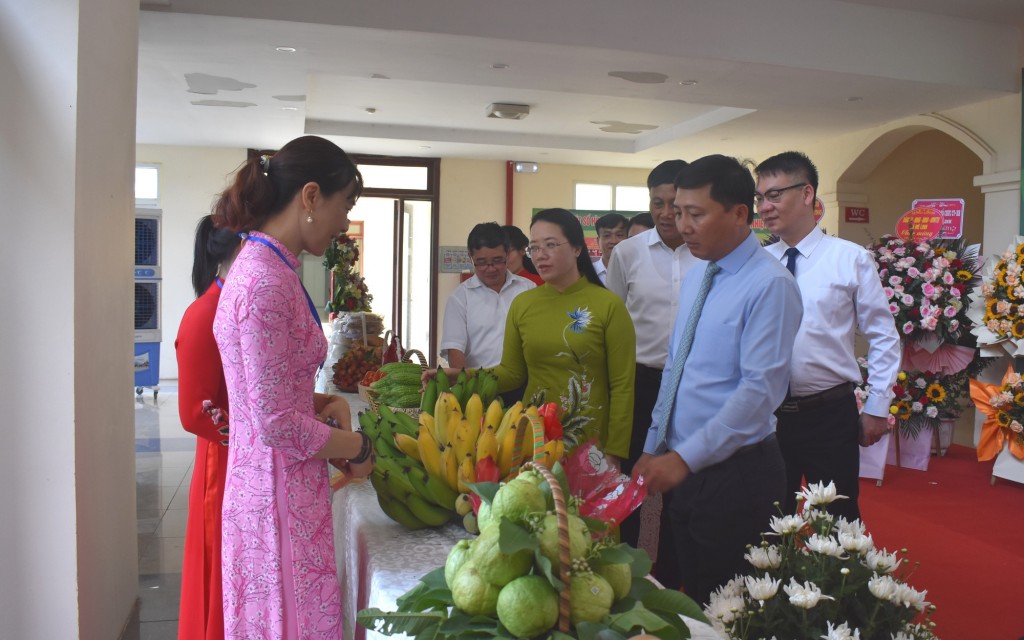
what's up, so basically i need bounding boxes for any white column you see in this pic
[974,170,1021,256]
[0,0,140,637]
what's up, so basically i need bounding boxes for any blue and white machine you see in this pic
[134,209,161,399]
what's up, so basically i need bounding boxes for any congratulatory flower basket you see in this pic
[705,482,939,640]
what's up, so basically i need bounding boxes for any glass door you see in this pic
[400,200,433,354]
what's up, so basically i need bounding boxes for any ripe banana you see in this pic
[483,399,503,432]
[441,444,459,491]
[394,433,422,461]
[453,417,479,462]
[497,418,520,478]
[418,423,443,479]
[538,439,565,469]
[457,455,476,493]
[464,393,484,431]
[476,427,498,464]
[495,401,523,444]
[433,393,450,446]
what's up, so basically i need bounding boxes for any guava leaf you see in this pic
[497,518,539,554]
[641,589,709,625]
[582,516,610,533]
[550,632,576,640]
[439,609,503,637]
[356,608,446,637]
[466,481,500,504]
[396,567,452,611]
[575,622,627,640]
[607,602,675,637]
[627,577,658,600]
[534,547,566,591]
[596,544,634,566]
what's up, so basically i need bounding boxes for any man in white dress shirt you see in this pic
[592,212,628,285]
[756,151,901,520]
[440,223,535,373]
[606,160,699,588]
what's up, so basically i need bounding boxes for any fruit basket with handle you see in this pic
[367,349,428,418]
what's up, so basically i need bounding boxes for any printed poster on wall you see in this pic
[439,246,472,273]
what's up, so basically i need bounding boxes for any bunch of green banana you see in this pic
[359,405,459,530]
[419,368,500,416]
[369,361,425,408]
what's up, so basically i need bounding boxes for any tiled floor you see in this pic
[126,386,191,640]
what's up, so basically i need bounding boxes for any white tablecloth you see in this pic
[332,480,721,640]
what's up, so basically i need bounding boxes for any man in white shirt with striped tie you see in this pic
[756,151,901,521]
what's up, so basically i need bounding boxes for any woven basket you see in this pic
[520,460,573,633]
[367,349,429,418]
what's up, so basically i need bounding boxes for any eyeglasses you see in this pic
[472,257,507,269]
[526,241,569,257]
[754,182,808,205]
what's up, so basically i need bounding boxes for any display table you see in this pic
[332,481,721,640]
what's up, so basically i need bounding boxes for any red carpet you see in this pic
[859,444,1024,640]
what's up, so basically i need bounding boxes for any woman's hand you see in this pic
[420,367,461,389]
[317,395,352,431]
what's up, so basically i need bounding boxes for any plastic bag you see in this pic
[564,440,647,527]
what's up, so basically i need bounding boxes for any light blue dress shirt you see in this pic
[644,231,803,472]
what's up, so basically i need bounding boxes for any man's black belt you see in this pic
[777,382,854,413]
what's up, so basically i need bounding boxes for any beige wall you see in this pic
[0,0,140,636]
[839,129,984,245]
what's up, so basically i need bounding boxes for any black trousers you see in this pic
[619,364,681,590]
[665,435,785,606]
[775,391,861,521]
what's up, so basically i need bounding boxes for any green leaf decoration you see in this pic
[608,602,675,638]
[596,544,634,566]
[641,588,709,626]
[498,518,539,554]
[581,516,609,533]
[465,481,499,505]
[356,608,446,637]
[395,567,452,612]
[534,547,566,591]
[439,609,503,637]
[627,577,658,601]
[575,622,626,640]
[549,632,576,640]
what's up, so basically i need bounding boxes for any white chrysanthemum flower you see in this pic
[835,517,866,537]
[767,514,805,536]
[783,577,834,609]
[821,621,861,640]
[838,529,874,554]
[806,534,846,558]
[798,481,848,507]
[745,545,783,570]
[864,548,902,574]
[744,574,781,601]
[704,594,746,625]
[892,582,930,611]
[868,573,899,600]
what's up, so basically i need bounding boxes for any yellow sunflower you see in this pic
[1008,286,1021,302]
[925,383,946,403]
[1013,320,1024,339]
[894,401,913,420]
[1014,392,1024,406]
[1016,242,1024,259]
[996,411,1011,428]
[955,269,974,282]
[986,298,1002,317]
[997,268,1009,287]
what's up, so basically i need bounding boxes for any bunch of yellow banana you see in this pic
[362,392,567,531]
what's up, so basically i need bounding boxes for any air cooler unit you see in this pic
[134,209,161,396]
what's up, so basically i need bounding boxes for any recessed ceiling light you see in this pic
[678,80,698,86]
[847,96,864,102]
[491,63,509,69]
[365,107,377,114]
[275,46,296,53]
[420,145,432,149]
[281,106,298,111]
[371,73,390,80]
[486,103,530,119]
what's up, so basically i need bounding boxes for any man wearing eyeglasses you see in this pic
[756,151,900,521]
[440,222,535,373]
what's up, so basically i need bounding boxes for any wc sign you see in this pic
[844,207,869,223]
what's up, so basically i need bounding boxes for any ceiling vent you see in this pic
[486,103,530,120]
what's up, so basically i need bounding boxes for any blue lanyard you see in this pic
[214,277,223,289]
[239,233,322,333]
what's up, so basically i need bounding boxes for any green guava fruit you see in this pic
[594,562,632,601]
[471,522,533,586]
[569,573,614,625]
[444,539,472,589]
[450,561,500,616]
[490,477,546,523]
[496,575,559,638]
[536,513,592,567]
[477,500,493,530]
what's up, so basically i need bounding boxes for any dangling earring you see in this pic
[306,210,313,224]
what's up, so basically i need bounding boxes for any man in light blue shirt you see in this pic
[633,154,802,606]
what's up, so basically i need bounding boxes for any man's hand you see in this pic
[859,413,890,446]
[631,451,690,494]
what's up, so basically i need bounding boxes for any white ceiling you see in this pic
[137,0,1024,168]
